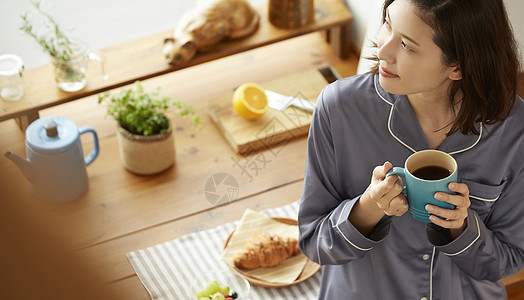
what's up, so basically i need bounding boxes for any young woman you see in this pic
[298,0,523,299]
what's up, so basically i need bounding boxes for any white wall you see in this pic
[343,0,383,53]
[505,0,524,70]
[342,0,382,74]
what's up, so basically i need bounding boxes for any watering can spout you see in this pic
[5,151,36,183]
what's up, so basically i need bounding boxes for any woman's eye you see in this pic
[401,40,412,51]
[384,20,391,30]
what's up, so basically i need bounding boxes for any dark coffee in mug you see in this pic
[412,166,452,180]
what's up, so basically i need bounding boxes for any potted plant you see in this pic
[98,81,203,175]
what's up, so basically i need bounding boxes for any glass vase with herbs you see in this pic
[20,1,106,92]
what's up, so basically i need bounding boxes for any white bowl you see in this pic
[188,270,251,299]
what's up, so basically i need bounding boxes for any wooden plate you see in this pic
[223,217,320,287]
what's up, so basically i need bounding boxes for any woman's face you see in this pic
[376,0,460,97]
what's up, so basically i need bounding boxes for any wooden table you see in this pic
[0,0,353,131]
[0,32,357,299]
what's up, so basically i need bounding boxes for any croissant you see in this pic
[233,232,301,270]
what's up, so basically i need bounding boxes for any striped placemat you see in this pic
[126,201,321,300]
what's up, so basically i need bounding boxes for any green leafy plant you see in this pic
[98,81,203,136]
[20,1,74,62]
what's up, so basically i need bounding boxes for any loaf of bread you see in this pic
[233,232,301,270]
[163,0,260,66]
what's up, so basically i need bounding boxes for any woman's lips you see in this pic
[379,66,399,78]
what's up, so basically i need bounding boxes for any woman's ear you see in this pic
[448,64,462,81]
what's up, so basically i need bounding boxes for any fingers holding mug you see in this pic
[375,173,404,212]
[384,194,408,216]
[427,182,470,232]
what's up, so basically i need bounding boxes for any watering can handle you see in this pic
[79,126,99,166]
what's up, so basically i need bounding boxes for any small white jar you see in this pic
[0,54,24,101]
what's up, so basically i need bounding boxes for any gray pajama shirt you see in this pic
[298,73,524,299]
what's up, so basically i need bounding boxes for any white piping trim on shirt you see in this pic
[373,75,483,155]
[430,247,436,300]
[448,126,483,155]
[387,105,417,153]
[374,75,394,106]
[374,75,416,153]
[443,214,481,257]
[335,201,373,251]
[469,194,499,202]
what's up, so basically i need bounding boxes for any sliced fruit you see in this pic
[232,82,268,119]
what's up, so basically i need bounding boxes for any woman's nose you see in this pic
[377,32,396,64]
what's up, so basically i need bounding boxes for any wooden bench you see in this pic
[0,0,353,131]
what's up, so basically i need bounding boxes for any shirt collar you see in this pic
[374,75,482,154]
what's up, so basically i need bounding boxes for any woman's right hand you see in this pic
[362,161,408,217]
[349,162,408,235]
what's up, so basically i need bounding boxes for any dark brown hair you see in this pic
[371,0,521,135]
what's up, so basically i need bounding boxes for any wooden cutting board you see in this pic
[209,67,336,155]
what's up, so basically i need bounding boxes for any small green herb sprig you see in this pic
[20,1,74,62]
[98,81,203,136]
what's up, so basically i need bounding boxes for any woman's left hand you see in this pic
[426,182,470,239]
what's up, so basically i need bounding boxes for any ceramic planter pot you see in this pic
[116,125,175,175]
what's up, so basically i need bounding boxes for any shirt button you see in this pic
[420,297,428,300]
[422,254,430,261]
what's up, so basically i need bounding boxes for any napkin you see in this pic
[221,209,308,284]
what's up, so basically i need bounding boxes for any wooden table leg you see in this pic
[14,110,40,132]
[323,22,353,59]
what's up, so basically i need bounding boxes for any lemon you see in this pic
[232,82,268,119]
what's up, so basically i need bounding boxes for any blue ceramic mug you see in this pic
[387,150,457,223]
